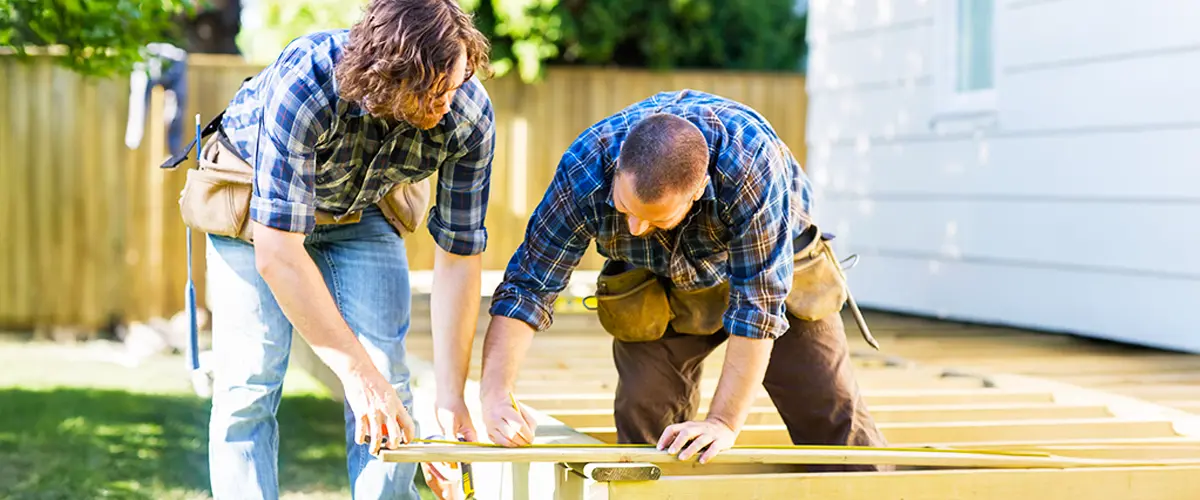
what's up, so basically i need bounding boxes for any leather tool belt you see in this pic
[588,224,880,348]
[161,110,430,244]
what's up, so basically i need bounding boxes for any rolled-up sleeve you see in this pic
[248,40,334,235]
[429,79,496,256]
[723,138,794,340]
[489,149,595,331]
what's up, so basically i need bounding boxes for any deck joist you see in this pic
[389,303,1200,499]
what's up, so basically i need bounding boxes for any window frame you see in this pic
[933,0,999,119]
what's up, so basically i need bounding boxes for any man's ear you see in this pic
[693,175,710,201]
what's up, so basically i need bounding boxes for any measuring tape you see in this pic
[390,436,1200,472]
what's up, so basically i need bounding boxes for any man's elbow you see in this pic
[252,223,305,279]
[434,245,482,268]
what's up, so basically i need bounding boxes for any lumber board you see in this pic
[401,355,610,500]
[574,418,1184,445]
[913,437,1200,450]
[512,373,989,394]
[507,367,990,388]
[547,403,1113,428]
[377,443,1195,469]
[513,388,1057,411]
[605,465,1200,499]
[401,303,1200,500]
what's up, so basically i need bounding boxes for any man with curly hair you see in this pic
[199,0,495,497]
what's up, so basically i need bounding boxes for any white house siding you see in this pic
[804,0,1200,353]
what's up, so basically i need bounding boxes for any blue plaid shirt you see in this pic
[219,29,495,255]
[490,90,813,340]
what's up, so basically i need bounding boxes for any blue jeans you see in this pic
[205,206,420,499]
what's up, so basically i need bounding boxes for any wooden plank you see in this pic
[575,419,1183,446]
[379,443,1191,469]
[911,437,1200,451]
[552,464,585,500]
[400,354,612,500]
[512,372,989,394]
[606,465,1200,499]
[0,58,11,323]
[31,59,54,329]
[1002,445,1200,461]
[53,66,77,326]
[548,403,1113,428]
[514,389,1056,411]
[97,77,124,324]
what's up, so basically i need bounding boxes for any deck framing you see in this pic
[386,305,1200,499]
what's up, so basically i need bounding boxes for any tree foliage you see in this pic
[462,0,808,81]
[243,0,805,82]
[237,0,364,65]
[0,0,196,78]
[0,0,805,81]
[529,0,807,74]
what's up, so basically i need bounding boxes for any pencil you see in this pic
[509,393,529,444]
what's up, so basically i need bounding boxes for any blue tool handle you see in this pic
[187,114,201,373]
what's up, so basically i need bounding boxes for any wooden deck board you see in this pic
[401,302,1200,499]
[606,465,1200,499]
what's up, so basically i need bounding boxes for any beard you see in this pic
[364,95,444,130]
[402,110,444,130]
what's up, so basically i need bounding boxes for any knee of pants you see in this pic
[212,384,283,425]
[616,377,696,417]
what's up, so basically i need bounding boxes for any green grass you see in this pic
[0,339,434,499]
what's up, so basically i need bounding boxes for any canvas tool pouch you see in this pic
[667,281,729,336]
[592,260,674,343]
[377,176,431,237]
[177,135,431,242]
[784,224,849,321]
[178,136,256,242]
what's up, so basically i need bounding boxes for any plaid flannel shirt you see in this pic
[220,29,495,255]
[490,90,813,340]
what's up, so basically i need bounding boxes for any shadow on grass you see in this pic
[0,388,352,499]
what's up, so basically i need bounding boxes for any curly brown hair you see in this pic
[335,0,491,127]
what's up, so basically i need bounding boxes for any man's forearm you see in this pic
[706,335,774,431]
[253,225,372,379]
[479,315,536,403]
[430,249,483,402]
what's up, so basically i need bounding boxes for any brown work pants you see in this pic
[611,310,893,472]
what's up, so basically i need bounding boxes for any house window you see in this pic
[935,0,997,118]
[956,0,994,91]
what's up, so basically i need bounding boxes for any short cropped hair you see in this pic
[616,113,710,202]
[335,0,491,124]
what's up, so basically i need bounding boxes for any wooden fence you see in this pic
[0,53,807,331]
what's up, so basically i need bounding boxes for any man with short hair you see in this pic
[477,90,890,469]
[196,0,495,497]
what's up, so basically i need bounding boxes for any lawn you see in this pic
[0,338,434,499]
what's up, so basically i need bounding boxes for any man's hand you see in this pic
[478,315,539,446]
[435,397,479,442]
[420,461,465,500]
[251,222,415,455]
[481,394,538,447]
[661,334,772,464]
[342,367,416,455]
[417,397,479,500]
[658,418,738,464]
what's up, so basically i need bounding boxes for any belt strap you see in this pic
[161,75,253,170]
[161,109,224,170]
